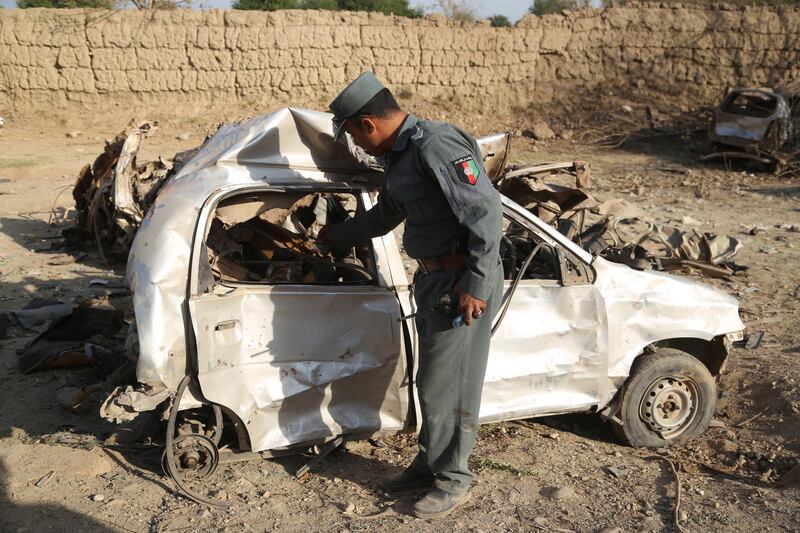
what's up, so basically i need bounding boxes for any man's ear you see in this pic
[358,117,377,134]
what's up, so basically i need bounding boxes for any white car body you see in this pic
[121,108,745,453]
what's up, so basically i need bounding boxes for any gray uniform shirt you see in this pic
[334,114,502,301]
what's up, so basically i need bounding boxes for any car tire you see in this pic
[612,348,716,448]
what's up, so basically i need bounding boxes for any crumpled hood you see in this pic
[592,258,744,377]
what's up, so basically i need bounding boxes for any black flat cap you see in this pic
[329,71,386,140]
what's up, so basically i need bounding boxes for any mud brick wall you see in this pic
[1,4,799,111]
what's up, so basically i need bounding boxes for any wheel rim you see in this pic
[161,433,220,480]
[639,376,699,439]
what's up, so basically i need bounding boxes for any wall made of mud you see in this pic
[1,4,799,112]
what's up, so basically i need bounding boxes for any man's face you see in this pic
[344,117,388,156]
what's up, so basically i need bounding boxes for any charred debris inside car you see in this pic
[58,109,745,507]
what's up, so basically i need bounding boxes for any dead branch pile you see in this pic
[573,106,710,149]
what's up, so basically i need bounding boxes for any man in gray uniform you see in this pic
[323,72,504,518]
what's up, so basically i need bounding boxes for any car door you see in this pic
[187,185,409,453]
[480,200,609,423]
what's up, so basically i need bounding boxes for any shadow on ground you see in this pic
[0,459,118,533]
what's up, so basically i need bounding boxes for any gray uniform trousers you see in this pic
[409,261,504,495]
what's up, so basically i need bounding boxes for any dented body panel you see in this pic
[481,281,606,422]
[127,108,383,394]
[592,258,743,401]
[123,107,744,452]
[189,286,407,452]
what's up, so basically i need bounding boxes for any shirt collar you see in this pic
[391,114,419,152]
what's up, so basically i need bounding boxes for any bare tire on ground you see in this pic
[612,348,717,448]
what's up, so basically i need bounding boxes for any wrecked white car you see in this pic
[103,108,743,500]
[704,86,799,171]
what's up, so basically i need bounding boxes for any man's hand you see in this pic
[454,284,487,326]
[318,223,356,257]
[317,225,333,244]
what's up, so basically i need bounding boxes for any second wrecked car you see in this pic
[101,108,744,502]
[705,86,800,171]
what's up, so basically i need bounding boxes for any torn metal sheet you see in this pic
[503,161,591,187]
[101,385,172,423]
[66,121,168,262]
[4,302,75,330]
[215,192,306,228]
[496,170,744,278]
[744,330,764,350]
[580,218,742,276]
[477,132,512,181]
[498,176,594,224]
[1,298,75,340]
[113,125,147,231]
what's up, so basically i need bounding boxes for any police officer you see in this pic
[322,72,504,518]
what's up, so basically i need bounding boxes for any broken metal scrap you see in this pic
[206,192,361,285]
[495,162,743,279]
[65,121,190,262]
[0,298,75,339]
[100,384,172,423]
[67,121,744,283]
[295,436,345,480]
[744,330,764,350]
[17,299,126,374]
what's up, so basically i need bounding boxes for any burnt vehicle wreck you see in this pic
[95,108,744,506]
[703,86,800,171]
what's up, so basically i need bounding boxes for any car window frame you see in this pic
[500,195,596,286]
[188,183,392,296]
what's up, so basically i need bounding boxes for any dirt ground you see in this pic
[0,106,798,533]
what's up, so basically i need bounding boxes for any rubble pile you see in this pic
[496,163,744,280]
[63,121,200,263]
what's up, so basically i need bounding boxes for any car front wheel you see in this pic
[612,349,717,448]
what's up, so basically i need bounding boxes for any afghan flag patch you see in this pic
[452,156,480,186]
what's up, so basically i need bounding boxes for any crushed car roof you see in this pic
[173,107,384,183]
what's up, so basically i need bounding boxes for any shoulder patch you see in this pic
[451,155,480,186]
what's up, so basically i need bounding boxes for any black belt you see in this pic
[417,253,467,273]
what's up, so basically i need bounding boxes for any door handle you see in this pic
[213,320,241,346]
[215,320,238,332]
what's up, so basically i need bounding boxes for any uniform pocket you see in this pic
[413,270,458,310]
[392,178,426,202]
[390,175,426,222]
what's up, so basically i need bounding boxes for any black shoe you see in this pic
[411,488,471,518]
[380,468,434,492]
